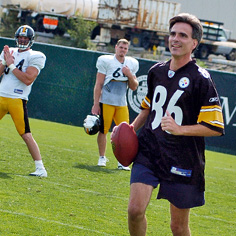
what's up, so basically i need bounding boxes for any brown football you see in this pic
[111,122,138,167]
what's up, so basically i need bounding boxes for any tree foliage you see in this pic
[0,11,21,38]
[66,16,97,49]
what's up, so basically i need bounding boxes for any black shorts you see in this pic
[130,163,205,209]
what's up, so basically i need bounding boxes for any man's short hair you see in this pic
[169,13,203,51]
[116,39,130,46]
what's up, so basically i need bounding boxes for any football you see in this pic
[111,122,138,167]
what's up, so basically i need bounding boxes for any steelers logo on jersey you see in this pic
[179,77,190,88]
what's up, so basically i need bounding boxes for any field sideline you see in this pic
[0,115,235,236]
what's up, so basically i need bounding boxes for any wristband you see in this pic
[1,59,6,65]
[9,64,16,72]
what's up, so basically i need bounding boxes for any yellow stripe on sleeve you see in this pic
[141,96,150,109]
[197,105,224,129]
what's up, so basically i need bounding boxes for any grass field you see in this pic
[0,114,235,236]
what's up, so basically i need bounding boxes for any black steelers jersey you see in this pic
[135,60,224,191]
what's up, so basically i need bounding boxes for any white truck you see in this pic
[194,19,236,61]
[0,0,181,49]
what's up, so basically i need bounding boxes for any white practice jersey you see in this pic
[96,55,139,106]
[0,48,46,100]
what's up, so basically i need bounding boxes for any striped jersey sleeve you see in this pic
[197,105,224,130]
[141,96,150,109]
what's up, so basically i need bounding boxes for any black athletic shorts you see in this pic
[130,163,205,209]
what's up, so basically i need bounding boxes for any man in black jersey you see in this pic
[126,13,225,236]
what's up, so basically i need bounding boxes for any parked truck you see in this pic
[194,19,236,61]
[0,0,181,49]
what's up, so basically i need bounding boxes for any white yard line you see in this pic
[0,209,115,236]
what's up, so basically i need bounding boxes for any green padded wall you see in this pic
[0,37,236,155]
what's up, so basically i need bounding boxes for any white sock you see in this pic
[35,160,45,169]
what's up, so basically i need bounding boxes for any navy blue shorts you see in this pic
[130,163,205,209]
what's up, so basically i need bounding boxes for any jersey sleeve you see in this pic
[140,96,151,109]
[140,66,154,110]
[131,58,139,75]
[29,51,46,73]
[196,70,224,133]
[96,56,107,75]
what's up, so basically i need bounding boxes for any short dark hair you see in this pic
[169,13,203,51]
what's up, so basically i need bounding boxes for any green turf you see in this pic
[0,114,235,235]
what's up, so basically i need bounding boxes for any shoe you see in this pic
[29,168,47,177]
[118,163,131,171]
[97,156,108,167]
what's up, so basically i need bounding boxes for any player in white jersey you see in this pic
[91,39,139,170]
[0,25,47,177]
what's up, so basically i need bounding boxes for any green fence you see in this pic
[0,37,236,155]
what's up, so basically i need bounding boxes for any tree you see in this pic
[0,10,21,38]
[66,15,97,49]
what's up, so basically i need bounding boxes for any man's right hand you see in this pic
[3,45,14,66]
[91,103,100,115]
